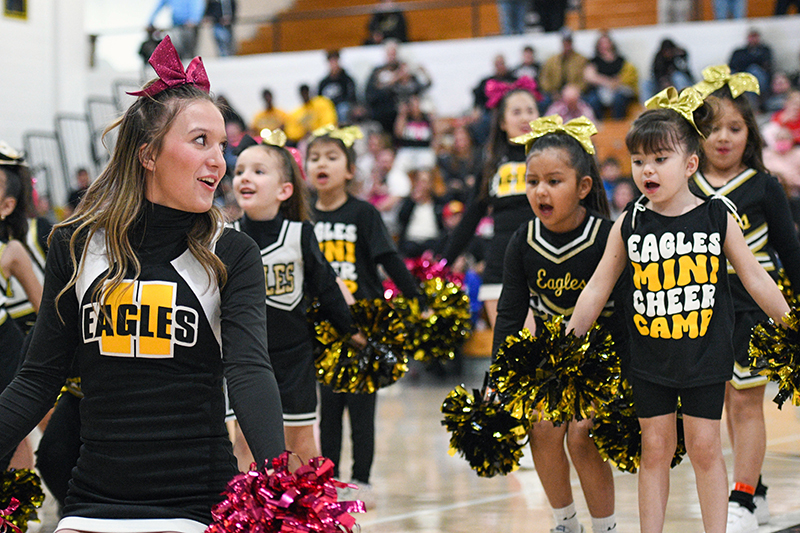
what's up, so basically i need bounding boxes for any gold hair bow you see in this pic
[645,86,705,137]
[693,64,760,99]
[0,141,26,166]
[510,115,598,155]
[310,125,364,148]
[259,128,288,147]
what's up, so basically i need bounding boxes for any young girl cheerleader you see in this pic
[0,164,43,420]
[566,87,791,533]
[306,125,426,507]
[0,36,285,533]
[691,66,800,532]
[0,144,48,335]
[492,115,620,533]
[444,85,539,327]
[230,130,363,467]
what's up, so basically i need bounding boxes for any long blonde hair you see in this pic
[54,84,227,316]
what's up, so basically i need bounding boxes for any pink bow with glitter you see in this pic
[485,76,540,109]
[128,35,210,97]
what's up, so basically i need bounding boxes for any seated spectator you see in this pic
[318,49,358,124]
[365,40,403,135]
[437,124,482,203]
[714,0,747,19]
[250,88,289,136]
[496,0,527,35]
[397,168,446,258]
[393,62,433,104]
[764,71,793,113]
[763,126,800,225]
[609,178,637,220]
[583,32,639,119]
[764,89,800,146]
[513,45,540,83]
[64,167,91,218]
[365,0,408,44]
[469,54,518,146]
[538,30,588,114]
[392,93,437,197]
[774,0,800,15]
[356,131,392,193]
[599,156,625,201]
[364,147,402,236]
[284,84,337,143]
[729,29,774,111]
[644,38,694,100]
[544,83,597,123]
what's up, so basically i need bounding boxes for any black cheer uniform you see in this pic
[444,143,533,300]
[493,213,627,363]
[6,217,50,334]
[313,195,422,485]
[233,214,353,425]
[693,169,800,387]
[0,203,284,529]
[621,197,735,388]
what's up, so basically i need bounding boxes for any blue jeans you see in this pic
[584,86,635,119]
[497,0,527,35]
[713,0,747,18]
[213,23,234,56]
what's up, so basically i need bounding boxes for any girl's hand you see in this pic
[350,332,368,349]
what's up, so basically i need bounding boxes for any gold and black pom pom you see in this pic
[392,277,472,365]
[749,307,800,408]
[589,381,687,473]
[776,269,799,307]
[490,316,621,425]
[0,469,45,532]
[310,298,408,394]
[441,376,528,477]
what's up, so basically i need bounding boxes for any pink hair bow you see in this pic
[128,35,210,97]
[485,76,541,109]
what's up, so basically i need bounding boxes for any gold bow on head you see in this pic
[645,86,705,137]
[510,115,598,155]
[310,125,364,148]
[693,64,760,99]
[259,128,288,147]
[0,141,26,166]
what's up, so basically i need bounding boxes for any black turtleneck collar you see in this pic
[239,213,285,249]
[130,201,200,261]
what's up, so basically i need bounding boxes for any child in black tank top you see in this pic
[567,87,790,533]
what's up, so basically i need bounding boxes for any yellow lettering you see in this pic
[633,314,649,336]
[671,311,699,339]
[649,317,671,339]
[677,255,708,286]
[709,256,719,284]
[101,283,135,355]
[345,241,356,263]
[662,258,676,290]
[323,240,346,262]
[138,283,173,357]
[699,308,714,336]
[632,262,662,291]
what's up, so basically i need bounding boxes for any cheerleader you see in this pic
[306,125,425,508]
[493,116,619,533]
[0,36,284,533]
[444,81,539,327]
[567,87,790,533]
[692,65,800,532]
[229,131,363,468]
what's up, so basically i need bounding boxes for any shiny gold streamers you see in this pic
[490,316,621,425]
[391,278,472,365]
[310,299,408,393]
[0,469,45,532]
[441,377,528,477]
[749,307,800,408]
[590,381,687,473]
[776,269,799,308]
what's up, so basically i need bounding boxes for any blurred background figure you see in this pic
[644,38,694,99]
[205,0,237,57]
[146,0,205,59]
[318,50,358,124]
[365,0,408,44]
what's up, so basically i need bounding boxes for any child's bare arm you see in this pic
[2,241,42,313]
[567,216,628,336]
[724,213,790,325]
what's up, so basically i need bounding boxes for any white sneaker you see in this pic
[351,481,376,510]
[550,524,585,533]
[753,494,770,525]
[726,501,759,533]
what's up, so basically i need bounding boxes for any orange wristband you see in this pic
[734,482,755,495]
